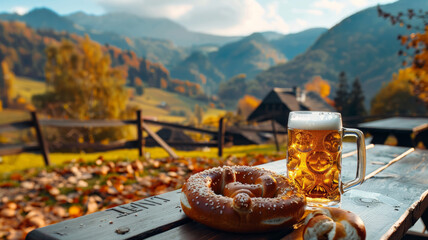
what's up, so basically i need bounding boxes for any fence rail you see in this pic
[0,112,50,166]
[3,111,412,167]
[0,111,235,166]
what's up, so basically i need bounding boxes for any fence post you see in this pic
[31,111,50,166]
[271,120,280,152]
[218,117,225,157]
[136,110,144,157]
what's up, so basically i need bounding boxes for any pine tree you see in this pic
[334,71,349,115]
[348,78,367,116]
[135,77,144,96]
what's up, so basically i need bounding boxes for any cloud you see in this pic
[313,0,345,14]
[11,6,28,15]
[348,0,369,8]
[98,0,194,19]
[97,0,290,36]
[293,8,324,16]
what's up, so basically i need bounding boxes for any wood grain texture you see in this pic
[26,145,428,240]
[341,148,428,240]
[358,117,428,134]
[26,192,188,240]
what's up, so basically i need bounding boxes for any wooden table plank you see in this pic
[26,192,189,240]
[358,117,428,133]
[144,145,425,240]
[341,148,428,240]
[358,117,428,147]
[26,145,428,240]
[145,146,427,240]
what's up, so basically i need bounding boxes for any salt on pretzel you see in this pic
[180,165,306,232]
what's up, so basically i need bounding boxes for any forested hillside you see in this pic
[0,8,187,69]
[171,33,287,94]
[251,0,428,105]
[0,20,203,98]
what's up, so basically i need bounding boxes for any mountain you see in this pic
[66,12,241,47]
[261,31,284,41]
[0,20,203,99]
[1,8,78,32]
[251,0,428,106]
[0,8,187,69]
[0,7,326,98]
[170,33,287,94]
[212,33,286,80]
[271,28,327,59]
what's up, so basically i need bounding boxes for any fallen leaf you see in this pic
[68,205,82,218]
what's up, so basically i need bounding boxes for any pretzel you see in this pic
[180,166,306,233]
[282,207,366,240]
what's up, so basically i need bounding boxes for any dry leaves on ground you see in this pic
[0,153,283,240]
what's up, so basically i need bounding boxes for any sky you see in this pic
[1,0,398,36]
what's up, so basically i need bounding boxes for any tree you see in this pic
[0,60,15,109]
[194,104,204,127]
[371,68,426,115]
[217,74,247,101]
[305,76,331,99]
[334,72,349,115]
[348,78,367,116]
[135,77,144,96]
[378,6,428,109]
[35,35,128,120]
[237,95,261,118]
[304,75,334,106]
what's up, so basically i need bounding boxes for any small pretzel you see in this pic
[180,166,306,233]
[282,207,366,240]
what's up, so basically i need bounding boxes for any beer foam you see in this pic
[288,111,342,130]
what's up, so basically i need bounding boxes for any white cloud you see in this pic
[98,0,194,19]
[11,6,28,15]
[348,0,369,8]
[295,18,308,28]
[313,0,345,14]
[293,8,324,16]
[97,0,290,36]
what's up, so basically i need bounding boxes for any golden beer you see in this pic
[287,128,342,206]
[287,111,366,207]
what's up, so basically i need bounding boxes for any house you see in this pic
[247,87,335,127]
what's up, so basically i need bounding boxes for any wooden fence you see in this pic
[0,112,51,166]
[0,110,287,167]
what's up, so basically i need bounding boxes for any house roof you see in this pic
[247,87,335,126]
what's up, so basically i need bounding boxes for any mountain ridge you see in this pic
[251,0,428,106]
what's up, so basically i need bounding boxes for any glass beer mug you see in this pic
[287,111,366,207]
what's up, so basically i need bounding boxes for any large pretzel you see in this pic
[180,166,306,232]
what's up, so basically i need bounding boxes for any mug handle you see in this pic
[341,128,366,193]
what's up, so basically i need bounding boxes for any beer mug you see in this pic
[287,111,366,207]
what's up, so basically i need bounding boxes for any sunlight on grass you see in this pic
[0,144,287,174]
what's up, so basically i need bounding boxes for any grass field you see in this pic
[7,76,228,123]
[0,77,246,175]
[0,144,287,174]
[13,76,46,102]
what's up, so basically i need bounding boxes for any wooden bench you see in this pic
[26,143,428,239]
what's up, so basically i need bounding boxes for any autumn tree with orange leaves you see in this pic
[378,6,428,109]
[34,35,128,120]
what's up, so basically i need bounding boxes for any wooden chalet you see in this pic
[247,87,335,127]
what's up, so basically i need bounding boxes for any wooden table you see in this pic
[357,117,428,147]
[26,144,428,240]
